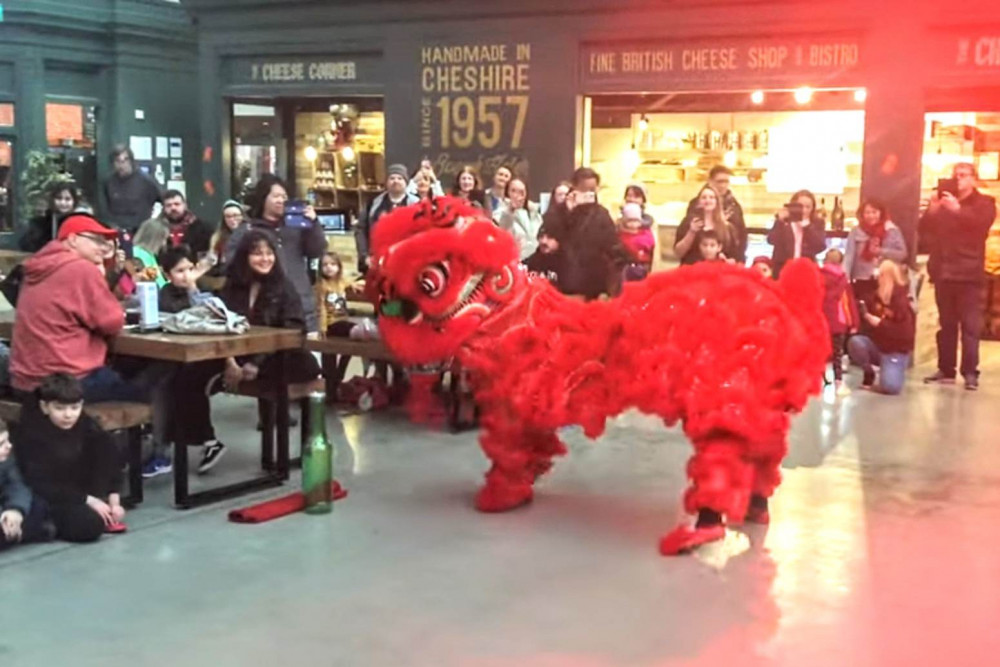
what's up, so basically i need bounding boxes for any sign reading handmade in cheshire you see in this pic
[418,41,533,182]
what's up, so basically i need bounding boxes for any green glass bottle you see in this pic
[302,391,333,514]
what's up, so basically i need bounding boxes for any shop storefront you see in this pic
[579,34,865,261]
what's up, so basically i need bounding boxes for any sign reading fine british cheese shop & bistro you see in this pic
[581,34,863,91]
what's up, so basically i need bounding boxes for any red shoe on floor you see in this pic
[105,522,128,534]
[658,523,726,556]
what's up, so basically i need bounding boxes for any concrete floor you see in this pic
[3,352,1000,667]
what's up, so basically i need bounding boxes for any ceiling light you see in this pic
[750,90,765,105]
[794,87,813,105]
[304,145,318,162]
[854,88,867,103]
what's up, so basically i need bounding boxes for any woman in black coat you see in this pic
[169,230,320,474]
[767,189,828,278]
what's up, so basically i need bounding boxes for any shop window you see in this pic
[0,103,13,127]
[0,138,14,230]
[294,104,385,214]
[232,103,280,203]
[922,112,1000,202]
[45,102,98,208]
[584,90,866,263]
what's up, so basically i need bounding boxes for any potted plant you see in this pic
[18,150,74,225]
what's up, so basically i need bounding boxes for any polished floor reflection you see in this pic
[2,356,1000,666]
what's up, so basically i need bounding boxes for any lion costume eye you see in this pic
[418,262,449,298]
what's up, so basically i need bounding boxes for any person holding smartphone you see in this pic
[767,189,828,278]
[225,175,326,332]
[918,163,997,390]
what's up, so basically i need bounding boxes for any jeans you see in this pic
[847,335,910,395]
[81,360,175,457]
[934,280,985,378]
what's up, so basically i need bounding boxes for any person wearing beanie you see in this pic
[617,202,655,281]
[623,183,655,228]
[355,163,419,274]
[751,255,773,279]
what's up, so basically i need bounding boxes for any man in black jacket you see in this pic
[160,189,213,256]
[919,163,997,390]
[100,145,162,232]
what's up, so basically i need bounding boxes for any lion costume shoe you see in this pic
[370,197,829,555]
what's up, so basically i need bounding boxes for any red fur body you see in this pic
[371,198,829,554]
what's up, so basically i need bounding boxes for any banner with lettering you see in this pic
[581,34,863,91]
[418,41,534,185]
[927,27,1000,82]
[224,54,383,90]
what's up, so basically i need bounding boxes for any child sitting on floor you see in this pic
[1,418,54,551]
[159,245,209,314]
[13,373,126,543]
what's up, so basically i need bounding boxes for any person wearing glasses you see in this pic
[9,214,165,407]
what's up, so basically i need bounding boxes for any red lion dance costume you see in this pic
[370,197,828,555]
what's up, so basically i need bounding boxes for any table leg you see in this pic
[174,441,190,509]
[276,351,290,481]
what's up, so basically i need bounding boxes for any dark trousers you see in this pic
[172,351,320,447]
[830,333,847,381]
[82,359,175,457]
[935,280,985,378]
[0,498,52,551]
[49,502,105,543]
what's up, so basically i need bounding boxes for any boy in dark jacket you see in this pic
[820,249,859,393]
[14,373,125,543]
[159,245,207,314]
[1,419,53,550]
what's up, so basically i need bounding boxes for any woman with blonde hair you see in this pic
[673,184,737,264]
[131,217,170,287]
[847,259,915,394]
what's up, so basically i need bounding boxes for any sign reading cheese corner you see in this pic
[419,41,533,182]
[581,34,863,91]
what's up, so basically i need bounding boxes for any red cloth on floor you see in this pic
[228,481,348,523]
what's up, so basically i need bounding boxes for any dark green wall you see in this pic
[0,0,198,232]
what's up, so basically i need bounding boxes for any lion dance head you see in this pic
[369,197,524,365]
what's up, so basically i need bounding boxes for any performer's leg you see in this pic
[660,436,753,555]
[475,416,565,512]
[745,455,783,525]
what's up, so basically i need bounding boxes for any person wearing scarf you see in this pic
[844,199,907,304]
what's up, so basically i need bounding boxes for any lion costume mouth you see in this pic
[381,271,504,326]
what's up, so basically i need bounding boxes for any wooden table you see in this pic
[0,249,30,278]
[0,318,304,509]
[304,334,393,360]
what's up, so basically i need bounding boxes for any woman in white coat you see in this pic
[493,178,542,260]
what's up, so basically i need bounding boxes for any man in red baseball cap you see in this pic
[11,213,126,393]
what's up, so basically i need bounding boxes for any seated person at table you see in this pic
[170,230,320,474]
[10,213,173,477]
[316,251,354,388]
[14,374,125,543]
[159,245,208,314]
[1,419,54,551]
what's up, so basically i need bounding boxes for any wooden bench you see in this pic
[235,377,327,475]
[0,399,151,507]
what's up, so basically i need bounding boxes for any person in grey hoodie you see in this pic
[355,164,419,274]
[225,175,327,332]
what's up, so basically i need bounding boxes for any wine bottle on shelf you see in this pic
[832,197,846,232]
[302,392,333,514]
[817,197,828,222]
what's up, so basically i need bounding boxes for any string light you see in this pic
[854,88,867,103]
[750,90,765,105]
[794,87,813,105]
[638,114,649,133]
[340,146,356,161]
[304,145,318,162]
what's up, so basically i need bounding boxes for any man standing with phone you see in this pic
[919,163,997,390]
